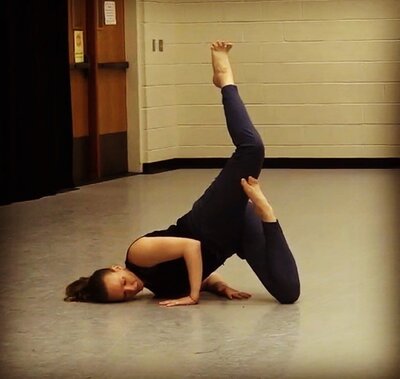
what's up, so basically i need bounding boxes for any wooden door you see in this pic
[68,0,128,184]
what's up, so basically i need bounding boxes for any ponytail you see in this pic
[64,268,113,303]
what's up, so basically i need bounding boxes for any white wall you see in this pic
[128,0,400,167]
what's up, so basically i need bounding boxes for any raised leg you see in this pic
[177,42,265,255]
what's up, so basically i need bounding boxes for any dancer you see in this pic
[65,41,300,307]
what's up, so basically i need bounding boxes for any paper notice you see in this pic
[104,1,117,25]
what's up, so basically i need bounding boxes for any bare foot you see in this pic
[211,41,234,88]
[241,176,277,222]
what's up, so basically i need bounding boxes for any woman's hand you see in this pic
[201,272,251,300]
[159,296,198,307]
[218,285,252,300]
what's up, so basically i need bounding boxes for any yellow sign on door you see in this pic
[74,30,84,63]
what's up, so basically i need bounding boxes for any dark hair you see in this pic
[64,268,113,303]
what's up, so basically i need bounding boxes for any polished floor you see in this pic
[0,168,399,379]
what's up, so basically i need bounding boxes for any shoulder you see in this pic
[125,225,178,264]
[126,237,154,266]
[127,236,200,268]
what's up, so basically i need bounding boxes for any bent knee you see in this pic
[245,139,265,163]
[251,138,265,156]
[276,284,300,305]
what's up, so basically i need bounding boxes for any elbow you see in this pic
[183,239,202,260]
[190,239,201,253]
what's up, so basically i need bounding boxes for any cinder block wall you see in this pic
[138,0,400,163]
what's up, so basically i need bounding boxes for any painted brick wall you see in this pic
[138,0,400,162]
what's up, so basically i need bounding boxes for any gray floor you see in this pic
[0,168,399,379]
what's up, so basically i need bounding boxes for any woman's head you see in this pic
[65,265,144,303]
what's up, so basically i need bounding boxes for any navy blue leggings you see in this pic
[179,85,300,304]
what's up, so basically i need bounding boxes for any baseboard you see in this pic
[143,157,400,174]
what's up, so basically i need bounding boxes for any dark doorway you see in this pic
[2,1,74,205]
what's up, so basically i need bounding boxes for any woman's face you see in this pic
[103,265,144,302]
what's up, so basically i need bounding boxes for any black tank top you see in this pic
[125,224,225,298]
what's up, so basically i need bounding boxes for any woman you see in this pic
[65,41,300,307]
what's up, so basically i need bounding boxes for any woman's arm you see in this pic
[201,272,251,300]
[129,237,202,306]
